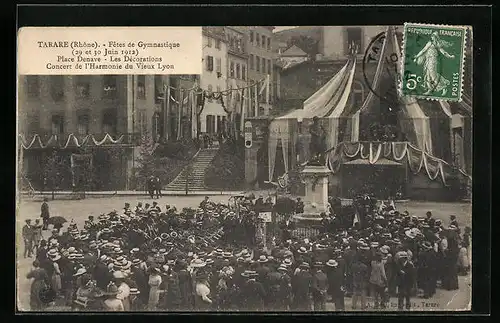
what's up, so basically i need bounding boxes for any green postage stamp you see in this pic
[400,23,468,102]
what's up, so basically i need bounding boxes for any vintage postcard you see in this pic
[17,23,472,312]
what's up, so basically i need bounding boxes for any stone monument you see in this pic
[293,164,332,224]
[292,117,332,225]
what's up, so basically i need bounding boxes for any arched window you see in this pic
[351,80,365,109]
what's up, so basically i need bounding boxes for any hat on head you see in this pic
[370,241,380,248]
[421,241,433,250]
[299,262,310,269]
[131,258,142,266]
[73,267,87,277]
[106,283,119,296]
[241,270,258,278]
[277,265,288,272]
[222,252,233,258]
[313,261,323,268]
[129,288,140,295]
[257,255,268,263]
[405,230,417,239]
[297,246,308,254]
[113,271,125,279]
[326,259,338,267]
[359,244,370,251]
[191,258,206,268]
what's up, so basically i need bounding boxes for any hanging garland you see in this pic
[276,141,470,189]
[19,133,125,150]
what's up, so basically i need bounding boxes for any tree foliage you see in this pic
[43,150,67,191]
[134,130,156,189]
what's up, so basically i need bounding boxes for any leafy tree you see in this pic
[134,130,156,190]
[43,150,67,200]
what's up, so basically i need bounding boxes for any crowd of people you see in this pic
[22,194,471,312]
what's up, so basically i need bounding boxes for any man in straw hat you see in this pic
[325,259,344,310]
[239,270,265,311]
[292,262,313,310]
[311,262,328,311]
[395,251,415,310]
[351,255,368,310]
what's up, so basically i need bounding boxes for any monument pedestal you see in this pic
[293,165,332,226]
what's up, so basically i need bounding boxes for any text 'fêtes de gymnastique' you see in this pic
[39,40,180,72]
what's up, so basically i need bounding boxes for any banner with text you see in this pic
[18,27,202,75]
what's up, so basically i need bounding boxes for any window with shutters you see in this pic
[215,39,221,49]
[236,63,241,79]
[207,37,212,47]
[75,76,90,98]
[268,59,272,74]
[345,27,363,55]
[242,64,246,80]
[256,56,260,72]
[250,31,254,44]
[77,113,90,135]
[137,75,146,99]
[207,84,213,102]
[154,75,163,104]
[267,38,271,50]
[262,59,266,75]
[351,81,365,108]
[26,76,40,98]
[206,56,214,72]
[50,76,65,101]
[249,55,254,70]
[102,75,117,99]
[51,115,64,135]
[230,61,235,78]
[262,35,266,48]
[102,108,117,134]
[256,33,260,47]
[216,58,221,74]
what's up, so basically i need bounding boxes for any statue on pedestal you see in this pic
[308,116,327,166]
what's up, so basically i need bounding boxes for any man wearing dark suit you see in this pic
[280,215,296,242]
[292,263,313,310]
[40,198,50,230]
[311,263,329,311]
[295,198,304,214]
[395,252,416,310]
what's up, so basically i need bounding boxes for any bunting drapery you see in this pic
[326,141,472,186]
[18,133,126,150]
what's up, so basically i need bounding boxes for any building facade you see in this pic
[18,74,171,190]
[225,27,249,134]
[233,26,277,117]
[200,26,228,135]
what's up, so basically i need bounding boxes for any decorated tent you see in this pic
[268,45,360,182]
[268,26,471,187]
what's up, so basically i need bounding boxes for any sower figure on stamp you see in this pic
[412,31,455,96]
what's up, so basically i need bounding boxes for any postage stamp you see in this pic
[400,23,468,102]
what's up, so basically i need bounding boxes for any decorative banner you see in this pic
[258,212,272,223]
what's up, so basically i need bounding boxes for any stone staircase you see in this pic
[165,148,219,191]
